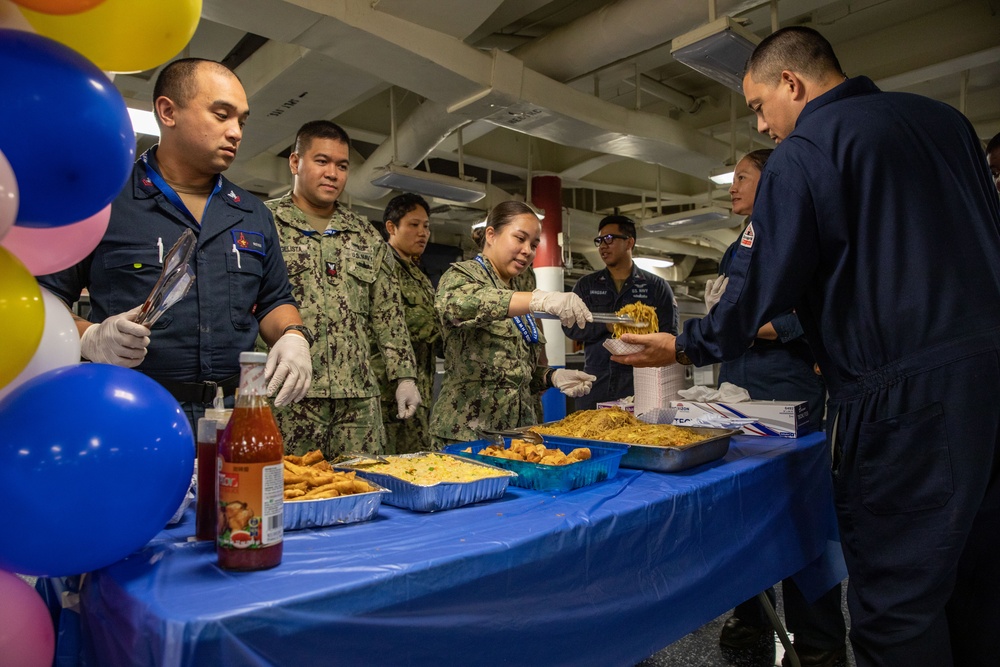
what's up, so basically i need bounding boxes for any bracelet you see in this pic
[282,324,315,347]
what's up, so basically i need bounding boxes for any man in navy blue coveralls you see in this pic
[612,27,1000,667]
[40,59,313,425]
[562,215,678,409]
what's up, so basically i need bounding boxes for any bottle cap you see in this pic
[239,351,268,364]
[205,408,233,426]
[197,417,218,442]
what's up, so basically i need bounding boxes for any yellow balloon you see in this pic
[20,0,202,73]
[0,246,44,389]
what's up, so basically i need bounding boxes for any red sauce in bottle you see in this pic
[217,352,284,571]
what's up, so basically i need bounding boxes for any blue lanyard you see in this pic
[141,150,222,224]
[475,255,538,344]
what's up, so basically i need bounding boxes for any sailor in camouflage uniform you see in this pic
[265,121,419,458]
[371,193,441,453]
[430,201,597,445]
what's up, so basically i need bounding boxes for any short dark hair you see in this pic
[293,120,350,155]
[153,58,238,111]
[471,201,539,249]
[987,132,1000,156]
[746,26,845,86]
[741,148,774,173]
[598,214,636,239]
[383,193,431,227]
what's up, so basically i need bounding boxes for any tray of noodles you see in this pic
[335,452,516,512]
[524,407,738,473]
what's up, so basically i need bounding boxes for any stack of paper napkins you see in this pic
[633,364,688,417]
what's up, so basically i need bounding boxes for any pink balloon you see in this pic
[0,570,55,667]
[0,287,80,400]
[1,202,110,275]
[0,148,17,243]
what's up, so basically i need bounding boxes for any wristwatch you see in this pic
[282,324,315,347]
[675,342,693,366]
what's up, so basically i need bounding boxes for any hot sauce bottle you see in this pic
[217,351,284,571]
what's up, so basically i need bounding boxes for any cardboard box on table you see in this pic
[669,399,811,438]
[596,400,635,414]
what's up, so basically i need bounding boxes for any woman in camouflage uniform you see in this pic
[430,201,598,445]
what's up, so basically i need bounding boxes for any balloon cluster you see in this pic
[0,2,201,663]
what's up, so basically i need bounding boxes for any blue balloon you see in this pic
[0,29,135,228]
[0,364,193,576]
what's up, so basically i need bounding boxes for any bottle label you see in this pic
[217,459,284,549]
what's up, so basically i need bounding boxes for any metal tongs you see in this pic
[478,428,544,446]
[331,452,390,466]
[134,230,197,327]
[532,312,647,328]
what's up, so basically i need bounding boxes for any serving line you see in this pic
[44,433,843,667]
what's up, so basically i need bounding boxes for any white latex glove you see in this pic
[704,275,729,312]
[551,369,597,398]
[265,332,312,407]
[529,289,593,329]
[80,305,150,367]
[395,378,422,419]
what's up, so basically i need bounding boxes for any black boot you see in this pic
[781,643,847,667]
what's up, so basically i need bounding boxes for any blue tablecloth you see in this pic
[65,433,841,667]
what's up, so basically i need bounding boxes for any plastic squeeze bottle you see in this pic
[195,389,232,542]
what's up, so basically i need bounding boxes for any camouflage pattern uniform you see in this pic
[264,194,417,458]
[430,255,547,445]
[370,247,440,454]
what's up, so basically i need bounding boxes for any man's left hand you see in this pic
[265,332,312,406]
[395,379,422,419]
[610,332,678,368]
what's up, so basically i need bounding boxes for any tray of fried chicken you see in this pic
[443,436,628,493]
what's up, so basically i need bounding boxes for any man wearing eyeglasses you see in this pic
[562,215,678,409]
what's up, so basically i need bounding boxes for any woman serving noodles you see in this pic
[430,201,598,445]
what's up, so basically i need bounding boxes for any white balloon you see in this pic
[0,287,80,401]
[0,148,18,243]
[0,0,35,34]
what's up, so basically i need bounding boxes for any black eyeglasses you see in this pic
[593,234,631,247]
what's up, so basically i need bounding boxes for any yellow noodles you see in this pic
[531,407,710,448]
[372,453,509,485]
[613,302,657,337]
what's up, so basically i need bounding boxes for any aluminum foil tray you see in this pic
[283,482,390,531]
[514,426,737,473]
[336,452,516,512]
[443,440,628,493]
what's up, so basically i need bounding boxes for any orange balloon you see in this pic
[10,0,105,15]
[0,246,44,389]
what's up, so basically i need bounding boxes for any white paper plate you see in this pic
[603,338,643,355]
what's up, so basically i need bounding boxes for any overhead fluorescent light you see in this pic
[471,220,487,230]
[634,256,675,270]
[671,16,761,93]
[641,206,737,234]
[127,108,160,137]
[370,164,486,203]
[709,167,735,185]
